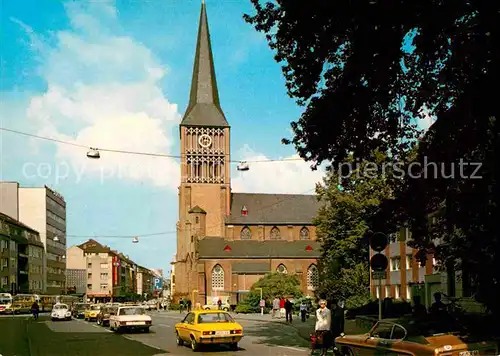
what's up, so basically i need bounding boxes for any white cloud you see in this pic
[15,2,181,188]
[231,145,323,194]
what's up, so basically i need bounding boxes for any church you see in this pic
[172,2,322,305]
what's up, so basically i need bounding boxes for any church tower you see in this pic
[175,1,231,297]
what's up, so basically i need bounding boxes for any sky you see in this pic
[0,0,328,274]
[0,0,435,275]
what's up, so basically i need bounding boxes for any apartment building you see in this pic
[67,239,140,301]
[370,226,478,309]
[0,182,67,294]
[136,266,154,297]
[0,212,44,294]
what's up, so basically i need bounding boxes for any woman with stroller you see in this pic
[311,299,331,356]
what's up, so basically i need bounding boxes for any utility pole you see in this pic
[369,232,389,321]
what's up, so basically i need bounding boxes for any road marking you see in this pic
[277,345,307,352]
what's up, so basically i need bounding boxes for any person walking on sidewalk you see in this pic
[272,297,280,318]
[285,298,293,323]
[312,300,331,356]
[279,297,286,318]
[31,301,40,320]
[300,301,308,322]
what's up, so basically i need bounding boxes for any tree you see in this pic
[245,1,500,314]
[238,272,302,311]
[314,151,393,306]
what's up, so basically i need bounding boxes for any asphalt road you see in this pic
[0,312,312,356]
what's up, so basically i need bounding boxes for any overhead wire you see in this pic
[0,127,306,163]
[38,187,317,240]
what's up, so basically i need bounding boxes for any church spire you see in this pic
[181,1,229,127]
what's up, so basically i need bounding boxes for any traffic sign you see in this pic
[370,253,388,271]
[153,277,162,290]
[259,299,265,307]
[370,232,388,252]
[372,271,387,279]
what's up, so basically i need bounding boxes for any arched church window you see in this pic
[276,264,288,274]
[240,226,251,240]
[300,227,310,240]
[270,226,281,240]
[211,264,224,291]
[307,264,319,291]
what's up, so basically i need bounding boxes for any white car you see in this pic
[109,306,152,333]
[51,303,72,321]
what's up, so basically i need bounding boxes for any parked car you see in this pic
[51,303,72,321]
[84,304,101,321]
[202,302,230,311]
[335,319,498,355]
[109,306,151,333]
[175,310,243,351]
[72,303,90,319]
[97,306,117,326]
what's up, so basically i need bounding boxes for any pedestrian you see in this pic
[285,298,293,323]
[217,298,222,310]
[300,300,307,322]
[411,295,427,320]
[187,299,192,312]
[31,300,40,320]
[272,296,280,318]
[279,297,286,318]
[330,299,345,353]
[179,299,184,313]
[313,299,331,356]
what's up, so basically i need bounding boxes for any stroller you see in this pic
[310,330,329,355]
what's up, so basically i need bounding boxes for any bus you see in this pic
[0,293,13,314]
[59,295,79,308]
[39,295,58,312]
[11,294,40,314]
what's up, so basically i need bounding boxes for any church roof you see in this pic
[227,193,321,225]
[197,237,321,259]
[181,2,229,128]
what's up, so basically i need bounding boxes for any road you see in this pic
[0,311,312,355]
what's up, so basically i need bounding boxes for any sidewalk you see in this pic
[233,313,316,340]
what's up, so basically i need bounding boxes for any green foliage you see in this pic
[234,304,257,314]
[245,0,500,316]
[314,152,393,303]
[237,273,303,311]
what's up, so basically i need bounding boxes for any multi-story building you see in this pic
[0,182,67,294]
[369,225,481,310]
[0,212,44,294]
[67,239,139,301]
[136,266,154,298]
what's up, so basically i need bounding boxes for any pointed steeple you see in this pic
[181,1,229,128]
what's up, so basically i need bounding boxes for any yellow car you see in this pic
[175,310,243,351]
[84,304,101,321]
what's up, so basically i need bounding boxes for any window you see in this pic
[390,257,401,271]
[299,227,310,240]
[432,257,439,272]
[388,233,397,243]
[375,285,380,299]
[240,226,251,240]
[405,228,410,241]
[87,284,92,290]
[1,258,7,268]
[395,285,401,299]
[276,264,287,274]
[88,273,92,279]
[195,216,199,223]
[270,226,281,240]
[307,264,319,290]
[100,273,108,280]
[384,285,390,298]
[406,285,411,300]
[87,263,92,268]
[0,276,8,287]
[211,265,224,290]
[100,284,108,290]
[100,263,108,269]
[241,206,248,216]
[406,255,412,270]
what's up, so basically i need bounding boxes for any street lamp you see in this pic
[87,148,100,159]
[255,287,264,315]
